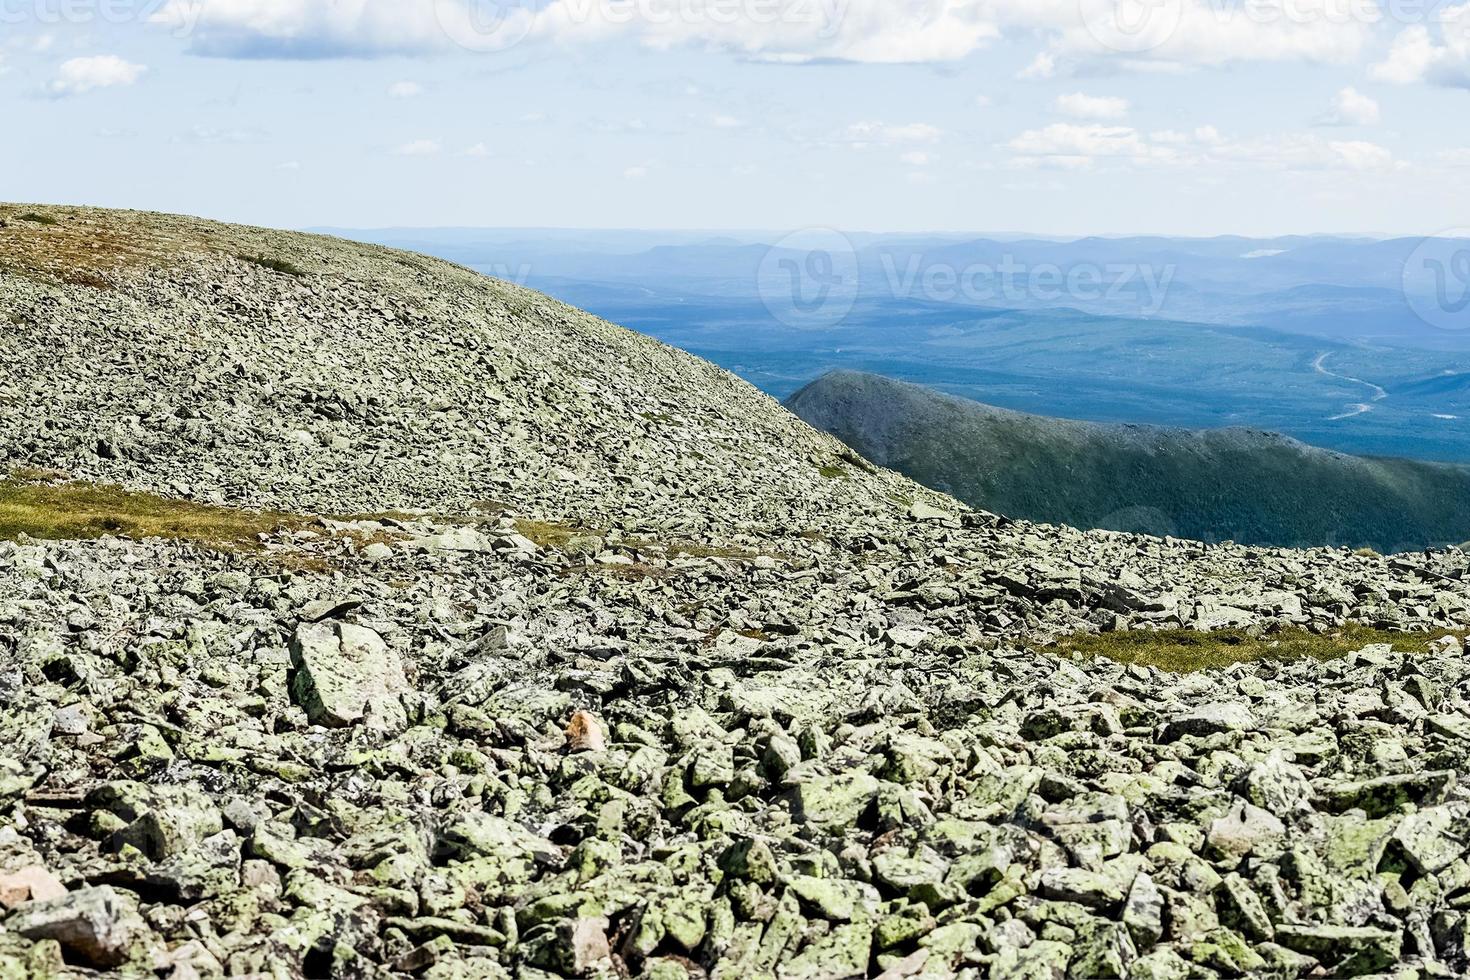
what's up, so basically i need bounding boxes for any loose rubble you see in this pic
[3,204,1470,979]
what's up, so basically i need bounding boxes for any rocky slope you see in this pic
[2,204,1470,979]
[786,370,1470,554]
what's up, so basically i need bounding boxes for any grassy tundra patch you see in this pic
[0,474,311,550]
[0,205,205,289]
[1049,624,1465,673]
[237,253,305,277]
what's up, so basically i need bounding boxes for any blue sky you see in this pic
[3,0,1470,235]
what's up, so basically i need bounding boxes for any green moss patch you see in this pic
[1047,625,1465,673]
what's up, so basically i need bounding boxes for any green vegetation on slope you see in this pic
[1048,624,1463,673]
[788,370,1470,554]
[0,472,310,550]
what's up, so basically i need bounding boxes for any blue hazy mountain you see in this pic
[323,227,1470,463]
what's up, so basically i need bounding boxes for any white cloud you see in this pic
[711,114,745,129]
[393,139,441,156]
[1321,86,1379,126]
[843,121,942,147]
[1436,148,1470,167]
[1371,5,1470,88]
[1008,123,1174,169]
[1054,92,1129,120]
[900,151,931,166]
[624,165,649,179]
[537,0,1000,64]
[147,0,1384,71]
[47,55,147,97]
[1018,52,1056,79]
[1212,134,1399,173]
[1003,0,1372,75]
[1008,122,1398,174]
[388,80,423,98]
[152,0,463,58]
[153,0,998,63]
[1325,139,1395,171]
[171,125,263,144]
[463,142,491,157]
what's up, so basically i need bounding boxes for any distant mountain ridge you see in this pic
[787,370,1470,553]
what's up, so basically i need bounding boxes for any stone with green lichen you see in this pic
[751,891,804,970]
[788,772,881,835]
[1320,812,1399,880]
[289,621,409,730]
[779,921,872,979]
[423,957,513,980]
[1122,872,1164,949]
[1273,924,1401,976]
[718,838,778,886]
[1393,804,1468,874]
[989,938,1071,979]
[873,901,936,950]
[872,847,949,897]
[8,885,155,970]
[919,921,985,966]
[1188,927,1266,975]
[520,916,610,974]
[878,731,954,785]
[1203,802,1285,863]
[1323,770,1455,818]
[1070,919,1137,979]
[1126,947,1192,980]
[0,936,63,980]
[1213,873,1273,942]
[787,874,880,922]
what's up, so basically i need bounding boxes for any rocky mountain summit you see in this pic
[3,204,1470,979]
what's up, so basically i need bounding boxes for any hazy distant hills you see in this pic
[339,227,1470,464]
[788,370,1470,553]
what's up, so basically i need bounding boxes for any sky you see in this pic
[3,0,1470,236]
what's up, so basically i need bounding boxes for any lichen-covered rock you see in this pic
[289,621,409,729]
[8,886,152,968]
